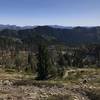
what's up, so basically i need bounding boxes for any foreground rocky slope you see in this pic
[0,81,90,100]
[0,68,99,100]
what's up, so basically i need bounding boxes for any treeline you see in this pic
[0,26,100,80]
[36,44,100,80]
[0,42,100,80]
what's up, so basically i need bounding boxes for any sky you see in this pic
[0,0,100,26]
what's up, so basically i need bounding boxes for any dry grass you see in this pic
[0,68,99,99]
[0,68,34,80]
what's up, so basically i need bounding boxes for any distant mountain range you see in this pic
[0,24,37,30]
[0,24,72,30]
[0,24,100,46]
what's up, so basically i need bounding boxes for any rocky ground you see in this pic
[0,68,99,100]
[0,80,90,100]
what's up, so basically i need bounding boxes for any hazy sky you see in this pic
[0,0,100,26]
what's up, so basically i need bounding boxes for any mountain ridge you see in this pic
[0,25,100,46]
[0,24,75,30]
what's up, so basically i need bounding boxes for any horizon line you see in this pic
[0,24,100,27]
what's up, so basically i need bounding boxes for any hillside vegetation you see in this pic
[0,26,100,99]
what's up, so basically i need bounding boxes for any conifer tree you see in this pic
[36,44,52,80]
[28,52,36,73]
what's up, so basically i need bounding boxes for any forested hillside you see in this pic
[0,26,100,50]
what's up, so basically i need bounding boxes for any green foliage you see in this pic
[36,44,55,80]
[14,52,22,71]
[28,52,37,73]
[57,53,65,67]
[57,52,67,77]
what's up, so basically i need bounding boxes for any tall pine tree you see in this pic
[36,44,52,80]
